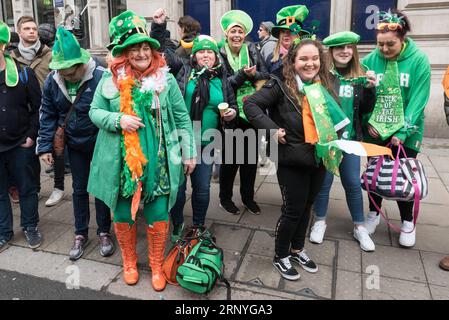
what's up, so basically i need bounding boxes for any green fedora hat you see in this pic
[323,31,360,48]
[49,27,91,70]
[272,5,310,38]
[0,20,19,87]
[108,10,160,57]
[220,10,253,35]
[191,35,219,56]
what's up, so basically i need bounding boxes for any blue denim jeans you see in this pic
[170,158,213,227]
[0,146,39,240]
[313,153,365,225]
[67,146,111,237]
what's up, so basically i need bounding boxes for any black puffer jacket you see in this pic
[243,73,317,167]
[219,41,269,93]
[331,74,376,141]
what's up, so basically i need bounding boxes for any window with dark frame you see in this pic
[351,0,398,43]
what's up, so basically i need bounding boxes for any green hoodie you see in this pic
[362,38,431,151]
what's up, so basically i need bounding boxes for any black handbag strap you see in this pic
[62,82,89,129]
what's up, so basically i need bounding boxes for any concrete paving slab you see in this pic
[246,230,275,258]
[223,249,241,279]
[420,251,449,287]
[429,285,449,300]
[335,270,362,300]
[238,204,280,230]
[36,221,72,250]
[209,224,251,252]
[106,270,209,300]
[235,254,281,289]
[362,275,431,300]
[0,246,121,291]
[428,155,449,173]
[362,245,426,283]
[422,178,449,205]
[384,201,449,227]
[40,200,75,224]
[254,183,282,206]
[337,240,362,273]
[44,227,98,257]
[208,286,291,300]
[282,264,333,299]
[390,223,449,255]
[303,240,336,267]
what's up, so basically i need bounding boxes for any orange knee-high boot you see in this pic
[114,222,139,285]
[147,221,168,291]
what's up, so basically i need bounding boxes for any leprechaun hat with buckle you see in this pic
[107,10,160,57]
[271,5,310,39]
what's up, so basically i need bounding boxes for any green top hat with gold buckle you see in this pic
[108,10,160,57]
[220,10,253,35]
[1,20,19,87]
[323,31,360,48]
[271,5,310,39]
[49,27,91,70]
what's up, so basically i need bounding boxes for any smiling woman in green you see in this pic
[362,10,431,248]
[311,31,377,252]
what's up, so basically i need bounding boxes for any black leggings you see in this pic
[367,145,418,222]
[275,164,326,258]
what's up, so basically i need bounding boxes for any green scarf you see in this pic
[3,52,19,87]
[224,42,256,122]
[368,60,404,140]
[304,83,349,176]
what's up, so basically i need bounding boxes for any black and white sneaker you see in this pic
[243,200,261,215]
[290,250,318,273]
[272,256,301,281]
[219,200,240,215]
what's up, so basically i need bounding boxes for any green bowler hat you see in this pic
[323,31,360,47]
[220,10,253,35]
[272,5,310,38]
[191,35,219,56]
[108,10,160,57]
[49,27,91,70]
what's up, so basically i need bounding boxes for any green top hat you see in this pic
[49,27,91,70]
[191,35,219,56]
[323,31,360,48]
[1,20,19,87]
[108,10,160,57]
[271,5,310,38]
[0,20,11,47]
[220,10,253,35]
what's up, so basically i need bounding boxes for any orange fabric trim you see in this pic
[302,96,319,144]
[443,66,449,98]
[118,76,148,181]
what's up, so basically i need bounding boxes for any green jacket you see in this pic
[362,38,431,151]
[87,71,196,212]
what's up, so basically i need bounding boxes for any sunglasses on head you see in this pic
[376,22,403,31]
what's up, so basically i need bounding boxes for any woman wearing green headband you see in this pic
[151,9,238,242]
[363,10,431,247]
[311,31,377,252]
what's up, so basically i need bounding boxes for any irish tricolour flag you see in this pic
[317,140,394,158]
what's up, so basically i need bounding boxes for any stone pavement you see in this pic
[1,137,449,300]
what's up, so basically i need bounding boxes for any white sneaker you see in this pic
[45,188,65,207]
[365,211,380,235]
[309,220,327,244]
[353,225,375,252]
[399,221,416,247]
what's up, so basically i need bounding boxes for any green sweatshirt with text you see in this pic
[362,38,431,151]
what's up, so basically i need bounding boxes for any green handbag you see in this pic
[176,237,231,299]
